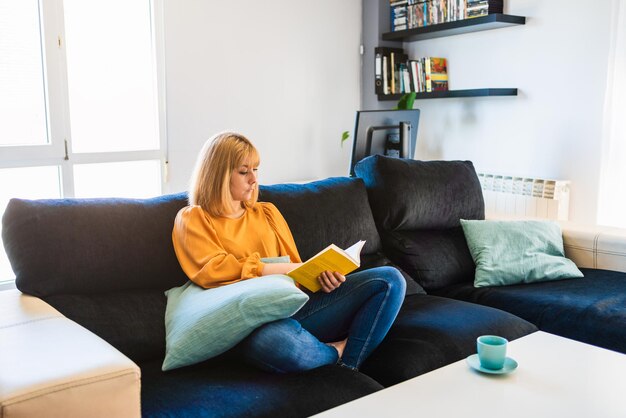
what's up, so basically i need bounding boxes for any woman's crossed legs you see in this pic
[237,266,406,373]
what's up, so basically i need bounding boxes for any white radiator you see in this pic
[477,173,570,221]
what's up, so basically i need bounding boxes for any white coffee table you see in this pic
[315,331,626,418]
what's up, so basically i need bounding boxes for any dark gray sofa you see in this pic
[3,155,623,416]
[355,155,626,356]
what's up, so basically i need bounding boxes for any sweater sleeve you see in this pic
[261,203,302,263]
[172,206,265,289]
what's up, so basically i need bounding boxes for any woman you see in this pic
[172,131,405,373]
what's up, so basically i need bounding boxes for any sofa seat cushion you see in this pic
[360,294,537,387]
[432,268,626,354]
[44,290,168,363]
[139,357,383,418]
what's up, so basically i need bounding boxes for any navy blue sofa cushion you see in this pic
[360,294,537,387]
[354,155,484,231]
[260,177,382,259]
[380,227,476,290]
[140,358,383,417]
[354,155,484,291]
[2,193,189,297]
[432,268,626,354]
[260,177,424,296]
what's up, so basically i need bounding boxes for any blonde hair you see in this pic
[188,131,260,216]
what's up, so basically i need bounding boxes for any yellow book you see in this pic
[390,53,396,94]
[287,240,366,292]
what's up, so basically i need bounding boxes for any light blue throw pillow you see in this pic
[460,219,584,288]
[162,274,308,371]
[261,255,291,263]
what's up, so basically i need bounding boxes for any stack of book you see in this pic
[375,47,448,95]
[391,1,409,31]
[390,0,504,32]
[466,0,504,18]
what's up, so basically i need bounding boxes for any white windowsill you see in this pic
[0,280,17,291]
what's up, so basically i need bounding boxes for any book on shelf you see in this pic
[391,51,396,93]
[397,52,409,93]
[382,55,389,94]
[390,0,503,31]
[401,63,412,94]
[414,2,426,27]
[424,58,431,91]
[466,0,503,19]
[375,47,449,96]
[409,60,419,92]
[390,0,409,31]
[375,51,383,93]
[429,0,447,25]
[425,57,448,92]
[375,47,404,95]
[287,240,366,293]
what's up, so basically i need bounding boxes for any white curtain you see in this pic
[598,0,626,227]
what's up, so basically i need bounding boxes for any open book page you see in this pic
[343,240,366,264]
[287,240,366,292]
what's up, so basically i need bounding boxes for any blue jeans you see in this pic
[237,266,406,373]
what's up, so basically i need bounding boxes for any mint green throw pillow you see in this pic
[261,255,291,263]
[162,274,308,371]
[460,219,583,287]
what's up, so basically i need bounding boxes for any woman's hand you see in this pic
[318,270,346,293]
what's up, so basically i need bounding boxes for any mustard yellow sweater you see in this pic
[172,202,301,289]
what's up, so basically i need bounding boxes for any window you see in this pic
[64,0,161,154]
[0,0,48,147]
[598,0,626,228]
[0,0,166,287]
[73,160,162,198]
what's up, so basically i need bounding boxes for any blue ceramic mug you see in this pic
[477,335,508,370]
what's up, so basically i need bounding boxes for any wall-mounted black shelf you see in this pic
[382,13,526,42]
[377,88,518,101]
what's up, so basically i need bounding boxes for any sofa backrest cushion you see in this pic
[354,155,484,231]
[2,193,189,297]
[354,155,485,291]
[259,177,382,260]
[260,177,425,296]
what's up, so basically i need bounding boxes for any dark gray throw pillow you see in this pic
[259,177,382,260]
[260,177,424,296]
[381,227,476,291]
[354,155,485,231]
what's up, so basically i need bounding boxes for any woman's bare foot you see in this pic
[326,338,348,358]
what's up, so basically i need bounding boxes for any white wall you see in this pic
[162,0,362,192]
[363,0,614,224]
